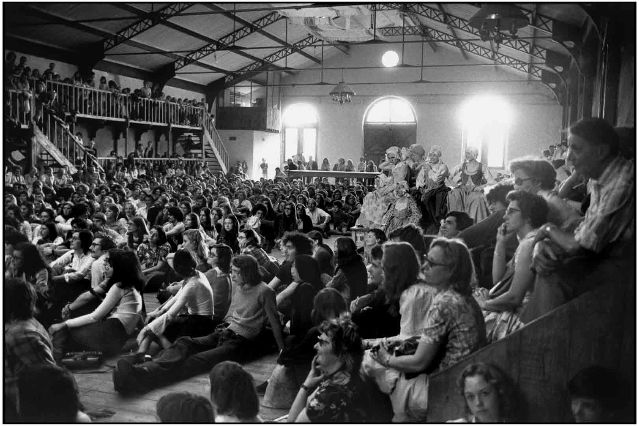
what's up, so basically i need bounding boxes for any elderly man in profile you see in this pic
[521,118,635,323]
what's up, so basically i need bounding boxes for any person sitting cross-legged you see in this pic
[113,254,285,394]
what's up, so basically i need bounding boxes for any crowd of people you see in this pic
[4,115,634,422]
[5,52,209,127]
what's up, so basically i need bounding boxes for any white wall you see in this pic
[279,42,563,171]
[252,131,281,179]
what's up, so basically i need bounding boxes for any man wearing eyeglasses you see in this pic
[521,118,635,323]
[509,158,582,232]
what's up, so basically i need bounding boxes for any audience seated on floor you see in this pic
[1,105,633,423]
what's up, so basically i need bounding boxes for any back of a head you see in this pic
[388,223,426,258]
[568,366,625,412]
[156,392,214,423]
[18,364,80,423]
[335,237,358,266]
[4,278,36,322]
[485,183,515,207]
[209,361,258,420]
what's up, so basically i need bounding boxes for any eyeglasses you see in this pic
[514,177,534,186]
[423,257,450,268]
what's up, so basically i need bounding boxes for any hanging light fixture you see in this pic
[329,68,355,104]
[469,4,529,47]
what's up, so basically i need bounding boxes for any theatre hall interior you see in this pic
[3,2,636,423]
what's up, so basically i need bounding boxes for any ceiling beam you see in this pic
[399,7,438,53]
[378,25,549,80]
[103,3,194,51]
[112,3,287,71]
[19,4,242,81]
[379,3,547,63]
[203,3,323,64]
[527,5,539,81]
[224,35,324,88]
[435,3,468,59]
[174,11,284,72]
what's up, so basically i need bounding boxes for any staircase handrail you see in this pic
[202,113,229,172]
[47,112,104,173]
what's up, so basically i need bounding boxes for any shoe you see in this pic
[113,358,145,394]
[256,380,268,395]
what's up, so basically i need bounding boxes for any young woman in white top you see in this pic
[48,249,144,362]
[135,250,215,357]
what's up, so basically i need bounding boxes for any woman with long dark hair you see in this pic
[328,237,367,302]
[217,215,240,253]
[48,249,145,361]
[137,226,171,292]
[262,288,348,409]
[295,204,313,233]
[163,206,185,251]
[126,216,149,250]
[278,202,297,237]
[11,242,54,317]
[199,207,218,240]
[275,254,323,341]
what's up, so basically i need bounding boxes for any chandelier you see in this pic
[329,69,355,104]
[469,4,529,48]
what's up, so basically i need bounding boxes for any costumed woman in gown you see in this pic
[447,146,492,224]
[357,146,410,229]
[416,145,450,234]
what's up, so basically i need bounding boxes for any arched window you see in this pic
[282,103,318,164]
[365,97,417,124]
[363,97,417,163]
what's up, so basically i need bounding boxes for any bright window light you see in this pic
[459,95,513,168]
[381,50,400,67]
[283,103,318,127]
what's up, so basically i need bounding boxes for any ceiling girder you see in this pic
[378,25,545,79]
[203,4,322,64]
[224,35,324,88]
[113,3,286,72]
[104,4,194,51]
[174,11,285,71]
[379,3,547,62]
[435,3,468,59]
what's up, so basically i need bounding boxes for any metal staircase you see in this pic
[202,117,229,174]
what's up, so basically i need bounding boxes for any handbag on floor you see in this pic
[60,351,103,369]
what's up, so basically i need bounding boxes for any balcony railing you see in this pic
[5,88,32,125]
[7,78,228,171]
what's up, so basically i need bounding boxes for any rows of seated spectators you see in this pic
[4,51,209,127]
[3,117,634,422]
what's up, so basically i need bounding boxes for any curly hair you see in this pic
[457,362,518,422]
[319,317,363,374]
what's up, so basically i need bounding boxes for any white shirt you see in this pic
[50,250,95,281]
[306,207,331,225]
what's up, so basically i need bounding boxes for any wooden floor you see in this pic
[74,240,341,422]
[75,292,288,423]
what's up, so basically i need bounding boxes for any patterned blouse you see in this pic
[136,242,171,270]
[421,289,486,373]
[306,370,364,423]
